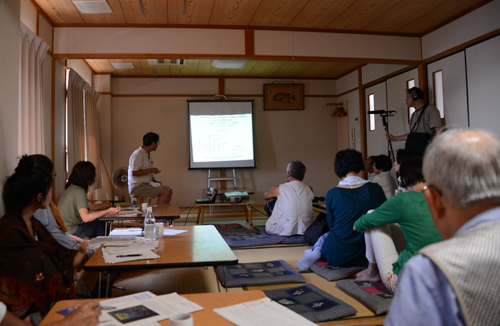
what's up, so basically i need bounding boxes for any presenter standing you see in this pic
[128,132,173,204]
[385,87,441,157]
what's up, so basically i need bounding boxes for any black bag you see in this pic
[405,104,433,157]
[405,132,432,157]
[304,212,329,246]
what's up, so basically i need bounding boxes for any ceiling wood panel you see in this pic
[35,0,492,79]
[290,0,356,29]
[36,0,85,25]
[398,0,491,34]
[249,0,309,28]
[167,0,215,25]
[361,0,450,33]
[326,0,401,31]
[209,0,263,26]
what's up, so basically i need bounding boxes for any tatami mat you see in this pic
[111,267,243,297]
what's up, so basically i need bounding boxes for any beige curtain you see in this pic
[18,23,49,155]
[84,84,102,188]
[67,69,86,173]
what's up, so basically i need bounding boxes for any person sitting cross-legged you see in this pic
[353,158,443,293]
[264,160,314,236]
[371,154,397,200]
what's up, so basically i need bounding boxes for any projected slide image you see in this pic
[191,114,253,163]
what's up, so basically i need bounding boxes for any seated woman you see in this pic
[0,155,88,321]
[58,161,120,239]
[371,154,397,199]
[354,158,443,293]
[297,150,387,271]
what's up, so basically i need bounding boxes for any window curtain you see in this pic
[84,84,102,189]
[67,69,86,173]
[18,23,49,155]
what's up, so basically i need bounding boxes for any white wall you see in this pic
[466,35,500,135]
[110,78,339,205]
[0,0,21,214]
[68,59,93,85]
[422,0,500,60]
[362,64,410,85]
[427,52,468,129]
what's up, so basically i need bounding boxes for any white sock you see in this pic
[297,249,322,272]
[304,249,312,255]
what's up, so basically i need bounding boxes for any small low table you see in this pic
[196,201,256,225]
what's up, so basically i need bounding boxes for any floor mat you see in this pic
[253,225,306,244]
[310,260,364,281]
[264,283,357,323]
[215,260,306,288]
[336,280,393,315]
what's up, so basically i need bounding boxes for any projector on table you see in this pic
[223,191,249,203]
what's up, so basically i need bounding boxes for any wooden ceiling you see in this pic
[34,0,492,79]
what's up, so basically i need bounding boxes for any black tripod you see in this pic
[368,110,397,162]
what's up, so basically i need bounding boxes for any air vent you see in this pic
[111,62,135,69]
[147,59,187,66]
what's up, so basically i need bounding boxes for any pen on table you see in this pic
[116,254,142,258]
[73,305,116,310]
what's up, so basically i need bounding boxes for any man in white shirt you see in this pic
[128,132,172,204]
[264,160,314,236]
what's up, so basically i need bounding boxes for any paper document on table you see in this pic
[103,242,158,255]
[163,229,188,236]
[213,297,317,326]
[102,291,157,306]
[97,292,203,326]
[103,240,158,250]
[109,228,143,236]
[102,248,159,264]
[90,236,138,246]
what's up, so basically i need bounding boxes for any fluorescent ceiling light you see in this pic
[212,60,249,69]
[111,62,135,69]
[73,0,113,14]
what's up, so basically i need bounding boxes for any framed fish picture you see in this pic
[263,84,304,110]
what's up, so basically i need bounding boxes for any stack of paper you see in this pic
[101,239,160,263]
[96,292,204,326]
[213,297,317,326]
[109,228,143,236]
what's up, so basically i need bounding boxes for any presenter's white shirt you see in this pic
[265,180,314,236]
[128,147,154,193]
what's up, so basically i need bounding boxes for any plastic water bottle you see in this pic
[144,207,156,241]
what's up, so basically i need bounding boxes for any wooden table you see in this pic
[196,201,255,225]
[101,203,180,234]
[84,225,238,296]
[40,291,267,326]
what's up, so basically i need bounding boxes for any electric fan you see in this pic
[112,166,128,201]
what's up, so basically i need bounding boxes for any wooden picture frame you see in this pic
[263,84,304,110]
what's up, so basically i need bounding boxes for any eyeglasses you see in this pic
[422,184,443,196]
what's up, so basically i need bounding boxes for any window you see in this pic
[433,70,445,118]
[368,94,375,131]
[407,79,415,122]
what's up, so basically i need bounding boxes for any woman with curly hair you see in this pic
[58,161,120,239]
[0,155,88,321]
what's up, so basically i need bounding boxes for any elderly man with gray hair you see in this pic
[263,160,314,236]
[385,128,500,326]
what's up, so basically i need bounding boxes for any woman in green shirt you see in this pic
[354,158,443,293]
[58,161,120,238]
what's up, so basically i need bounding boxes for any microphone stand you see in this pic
[380,113,396,163]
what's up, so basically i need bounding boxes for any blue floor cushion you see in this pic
[336,280,393,315]
[264,283,357,323]
[215,260,306,288]
[310,260,364,281]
